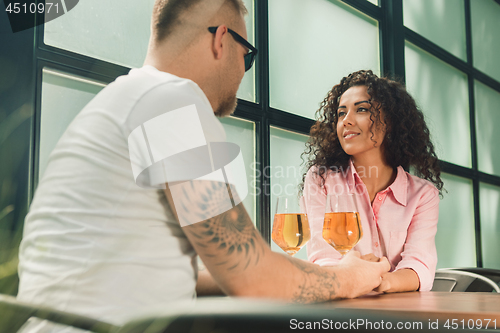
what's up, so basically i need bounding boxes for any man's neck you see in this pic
[143,44,218,113]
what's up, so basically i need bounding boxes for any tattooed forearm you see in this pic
[167,179,385,302]
[180,180,266,273]
[285,256,342,303]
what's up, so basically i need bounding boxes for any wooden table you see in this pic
[120,294,500,332]
[326,292,500,329]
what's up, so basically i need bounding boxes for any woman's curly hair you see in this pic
[302,70,444,195]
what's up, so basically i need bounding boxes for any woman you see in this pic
[302,70,443,293]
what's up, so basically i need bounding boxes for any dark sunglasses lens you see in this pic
[244,52,255,71]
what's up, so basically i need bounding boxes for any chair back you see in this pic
[432,269,500,292]
[446,267,500,286]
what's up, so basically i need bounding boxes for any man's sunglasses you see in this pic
[208,26,258,72]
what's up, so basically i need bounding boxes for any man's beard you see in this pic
[214,93,238,118]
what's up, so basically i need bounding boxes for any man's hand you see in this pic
[335,251,390,298]
[360,253,381,262]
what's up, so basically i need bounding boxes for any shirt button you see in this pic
[378,196,383,201]
[375,242,379,247]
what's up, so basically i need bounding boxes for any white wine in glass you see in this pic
[272,196,310,256]
[322,193,363,257]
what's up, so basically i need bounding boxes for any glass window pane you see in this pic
[479,183,500,269]
[44,0,255,102]
[475,80,500,177]
[269,127,308,259]
[44,0,155,68]
[435,173,476,268]
[237,0,256,102]
[471,0,500,82]
[405,42,471,167]
[403,0,466,60]
[367,0,378,6]
[269,0,380,119]
[40,68,105,179]
[219,116,256,224]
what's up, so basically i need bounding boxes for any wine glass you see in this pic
[271,196,311,256]
[322,193,363,257]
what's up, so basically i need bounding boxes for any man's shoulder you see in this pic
[122,66,215,129]
[91,66,217,136]
[112,66,201,101]
[89,66,200,112]
[121,66,212,115]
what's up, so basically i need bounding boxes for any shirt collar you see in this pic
[388,166,408,206]
[346,159,360,190]
[347,160,407,207]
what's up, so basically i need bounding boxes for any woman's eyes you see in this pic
[337,107,368,117]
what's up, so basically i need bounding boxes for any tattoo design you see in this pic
[174,180,342,302]
[181,181,265,272]
[286,256,341,303]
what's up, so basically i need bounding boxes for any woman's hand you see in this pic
[374,273,392,293]
[359,253,392,294]
[359,254,419,293]
[335,251,391,298]
[374,269,419,293]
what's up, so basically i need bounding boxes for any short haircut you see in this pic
[152,0,248,43]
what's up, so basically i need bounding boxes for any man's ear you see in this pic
[211,25,228,60]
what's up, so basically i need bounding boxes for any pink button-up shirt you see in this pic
[303,161,439,291]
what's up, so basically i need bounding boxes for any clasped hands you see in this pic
[360,253,392,293]
[359,253,419,294]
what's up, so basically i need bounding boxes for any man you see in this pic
[17,0,389,330]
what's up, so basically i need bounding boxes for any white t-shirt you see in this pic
[17,65,226,329]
